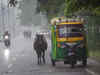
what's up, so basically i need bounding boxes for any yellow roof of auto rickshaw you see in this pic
[51,17,84,25]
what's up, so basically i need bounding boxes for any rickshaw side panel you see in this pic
[56,42,68,59]
[51,26,57,60]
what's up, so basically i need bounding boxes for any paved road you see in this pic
[0,33,94,75]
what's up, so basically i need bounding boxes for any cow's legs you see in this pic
[37,51,42,64]
[37,53,39,64]
[36,51,40,64]
[39,52,42,64]
[42,51,46,64]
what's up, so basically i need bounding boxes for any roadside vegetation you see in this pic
[64,0,100,16]
[37,0,65,20]
[90,51,100,58]
[37,0,100,18]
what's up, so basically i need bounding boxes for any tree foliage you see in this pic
[37,0,65,19]
[64,0,100,16]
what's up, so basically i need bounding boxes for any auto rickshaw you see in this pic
[50,17,88,68]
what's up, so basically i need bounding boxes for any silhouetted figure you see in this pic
[34,34,47,64]
[23,31,32,39]
[8,0,17,7]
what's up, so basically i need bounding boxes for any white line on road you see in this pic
[12,57,16,61]
[8,64,13,69]
[85,69,99,75]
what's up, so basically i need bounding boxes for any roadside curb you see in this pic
[88,58,100,65]
[86,58,100,75]
[90,57,100,63]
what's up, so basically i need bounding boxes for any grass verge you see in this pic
[89,51,100,62]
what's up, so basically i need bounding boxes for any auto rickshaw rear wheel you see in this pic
[70,56,76,68]
[82,58,87,67]
[51,59,56,66]
[71,60,76,68]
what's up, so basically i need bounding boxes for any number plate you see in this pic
[68,52,74,56]
[61,45,66,48]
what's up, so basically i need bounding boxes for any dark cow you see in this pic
[34,34,47,64]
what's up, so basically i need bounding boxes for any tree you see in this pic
[64,0,100,16]
[37,0,65,19]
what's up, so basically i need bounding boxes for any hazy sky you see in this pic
[0,0,8,6]
[0,0,48,33]
[18,0,48,26]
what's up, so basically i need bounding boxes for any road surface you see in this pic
[0,33,98,75]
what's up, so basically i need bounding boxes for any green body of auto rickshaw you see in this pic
[50,17,88,68]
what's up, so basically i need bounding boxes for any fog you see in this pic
[0,0,48,37]
[18,0,48,26]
